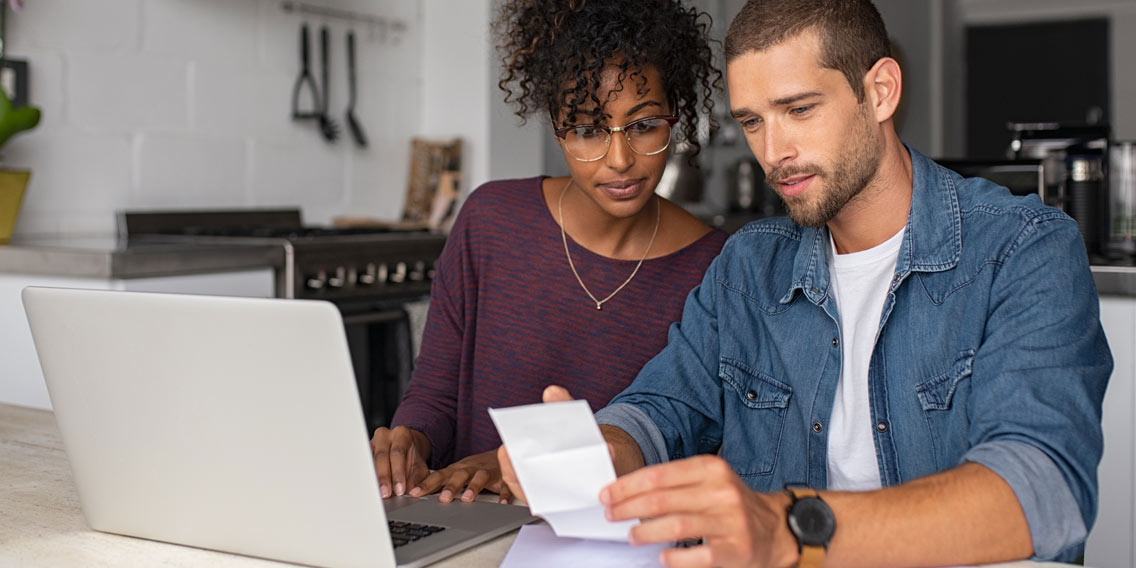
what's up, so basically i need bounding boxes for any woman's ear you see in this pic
[862,57,902,124]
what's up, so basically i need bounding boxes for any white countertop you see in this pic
[0,403,513,567]
[0,402,1080,567]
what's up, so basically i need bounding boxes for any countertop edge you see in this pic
[1091,265,1136,297]
[0,243,284,279]
[4,241,1136,298]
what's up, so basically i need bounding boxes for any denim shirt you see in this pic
[596,147,1112,561]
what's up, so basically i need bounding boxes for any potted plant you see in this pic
[0,0,40,244]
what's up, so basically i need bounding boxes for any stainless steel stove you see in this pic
[121,209,447,302]
[120,208,448,432]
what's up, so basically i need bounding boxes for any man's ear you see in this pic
[862,57,902,123]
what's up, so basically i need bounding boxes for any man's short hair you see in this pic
[724,0,891,101]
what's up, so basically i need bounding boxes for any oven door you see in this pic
[337,299,415,434]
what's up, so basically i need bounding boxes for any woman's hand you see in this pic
[410,449,514,503]
[371,426,431,498]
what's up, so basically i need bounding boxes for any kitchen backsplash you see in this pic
[3,0,421,236]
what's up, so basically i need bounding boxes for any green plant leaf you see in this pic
[0,87,41,149]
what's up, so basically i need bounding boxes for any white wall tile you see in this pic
[144,0,260,65]
[4,133,133,235]
[3,0,434,240]
[248,138,347,223]
[70,54,191,134]
[134,133,248,208]
[193,64,301,140]
[6,0,143,54]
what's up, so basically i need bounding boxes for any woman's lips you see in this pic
[775,174,815,198]
[597,179,645,200]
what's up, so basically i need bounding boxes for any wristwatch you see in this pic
[784,485,836,568]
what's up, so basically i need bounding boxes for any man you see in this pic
[499,1,1112,566]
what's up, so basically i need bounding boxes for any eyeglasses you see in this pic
[554,115,679,162]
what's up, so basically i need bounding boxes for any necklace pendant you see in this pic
[596,303,603,310]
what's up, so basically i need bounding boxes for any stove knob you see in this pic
[358,263,377,285]
[390,262,407,284]
[377,263,389,284]
[426,263,437,280]
[409,261,426,282]
[327,266,347,288]
[306,270,327,290]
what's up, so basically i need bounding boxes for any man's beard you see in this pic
[768,104,883,228]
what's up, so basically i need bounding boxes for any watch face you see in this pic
[788,497,836,546]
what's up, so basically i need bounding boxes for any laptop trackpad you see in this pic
[386,494,533,531]
[384,494,427,513]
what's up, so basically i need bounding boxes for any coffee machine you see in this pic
[1008,122,1111,260]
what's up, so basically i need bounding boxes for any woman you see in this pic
[372,0,725,504]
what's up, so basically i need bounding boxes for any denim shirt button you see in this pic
[876,421,889,433]
[812,421,823,433]
[746,390,757,401]
[831,337,839,348]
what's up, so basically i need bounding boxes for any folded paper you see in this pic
[489,400,636,541]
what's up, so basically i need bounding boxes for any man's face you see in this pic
[727,30,883,228]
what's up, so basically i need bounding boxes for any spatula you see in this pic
[317,26,340,143]
[345,31,368,148]
[290,23,321,121]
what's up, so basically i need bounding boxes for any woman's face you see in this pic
[555,64,673,220]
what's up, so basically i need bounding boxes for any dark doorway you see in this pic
[965,19,1110,159]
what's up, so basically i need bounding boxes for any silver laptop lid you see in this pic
[22,287,395,568]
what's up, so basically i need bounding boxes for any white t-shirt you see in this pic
[825,227,904,491]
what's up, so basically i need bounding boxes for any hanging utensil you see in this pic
[290,23,321,120]
[317,25,340,142]
[345,30,368,148]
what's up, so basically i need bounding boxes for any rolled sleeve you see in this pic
[963,440,1087,561]
[595,403,670,467]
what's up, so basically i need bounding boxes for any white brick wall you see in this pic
[3,0,422,236]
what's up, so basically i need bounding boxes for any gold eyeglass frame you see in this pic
[553,114,680,162]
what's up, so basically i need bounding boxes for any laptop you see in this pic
[22,286,535,568]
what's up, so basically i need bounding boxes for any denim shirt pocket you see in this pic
[914,349,976,411]
[914,349,976,468]
[719,358,792,476]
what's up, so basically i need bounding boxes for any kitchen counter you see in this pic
[4,235,1136,297]
[0,403,513,567]
[1088,265,1136,297]
[0,402,1083,567]
[0,235,284,279]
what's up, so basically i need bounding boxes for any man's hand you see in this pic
[371,425,431,498]
[600,455,799,568]
[497,385,648,504]
[409,449,513,503]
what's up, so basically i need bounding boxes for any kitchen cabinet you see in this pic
[1085,295,1136,567]
[0,269,273,410]
[0,236,281,409]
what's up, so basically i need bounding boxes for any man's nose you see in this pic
[762,122,795,169]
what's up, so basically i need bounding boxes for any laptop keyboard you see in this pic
[388,520,448,548]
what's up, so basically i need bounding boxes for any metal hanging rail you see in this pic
[280,1,407,33]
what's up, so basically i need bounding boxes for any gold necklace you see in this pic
[558,179,660,310]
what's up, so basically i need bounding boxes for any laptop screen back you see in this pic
[22,287,395,568]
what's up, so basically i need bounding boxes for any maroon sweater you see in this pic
[391,177,727,468]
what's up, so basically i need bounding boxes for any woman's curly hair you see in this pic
[494,0,721,158]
